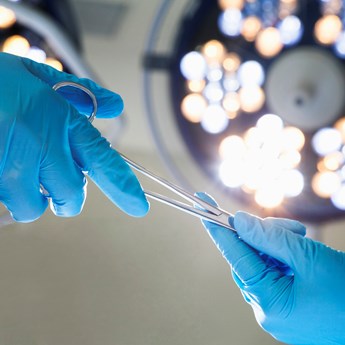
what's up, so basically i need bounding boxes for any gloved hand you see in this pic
[0,52,149,222]
[197,192,345,345]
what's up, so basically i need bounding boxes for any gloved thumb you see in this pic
[21,56,123,118]
[234,211,307,271]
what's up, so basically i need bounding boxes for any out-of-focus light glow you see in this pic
[257,114,284,134]
[180,51,207,81]
[0,6,16,29]
[323,152,344,171]
[238,60,265,86]
[203,82,224,102]
[255,185,285,208]
[223,75,240,91]
[244,127,264,148]
[280,169,304,197]
[255,27,283,58]
[219,135,246,159]
[281,126,305,151]
[2,35,30,57]
[278,15,303,45]
[312,171,341,198]
[201,104,229,133]
[202,40,226,63]
[181,93,207,123]
[218,9,243,37]
[239,85,265,112]
[219,160,245,187]
[279,150,301,169]
[334,117,345,141]
[223,53,241,72]
[223,92,240,113]
[335,32,345,57]
[45,58,63,71]
[312,127,342,156]
[314,15,342,45]
[26,47,46,63]
[331,185,345,210]
[218,0,244,10]
[187,79,206,93]
[207,68,223,82]
[241,16,262,42]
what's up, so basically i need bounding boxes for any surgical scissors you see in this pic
[53,81,235,232]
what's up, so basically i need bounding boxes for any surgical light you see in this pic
[314,14,342,45]
[201,104,229,133]
[2,34,29,56]
[180,51,207,80]
[312,128,342,156]
[144,0,345,222]
[237,60,265,86]
[278,15,303,45]
[181,93,207,123]
[0,6,15,29]
[255,27,283,58]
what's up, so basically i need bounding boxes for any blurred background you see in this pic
[0,0,345,344]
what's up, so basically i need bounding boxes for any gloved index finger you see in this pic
[21,57,123,118]
[196,193,270,284]
[68,107,149,217]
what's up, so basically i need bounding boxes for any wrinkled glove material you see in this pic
[197,192,345,345]
[0,53,149,222]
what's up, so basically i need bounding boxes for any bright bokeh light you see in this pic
[218,0,244,10]
[312,127,342,156]
[335,32,345,57]
[238,60,265,86]
[45,58,63,71]
[278,15,303,45]
[257,114,284,134]
[331,185,345,210]
[280,169,304,197]
[207,67,223,82]
[219,135,246,159]
[203,82,224,102]
[187,79,206,93]
[223,75,240,91]
[255,185,285,208]
[279,150,301,169]
[201,105,229,133]
[223,53,241,72]
[219,159,246,187]
[334,117,345,141]
[323,152,344,171]
[238,85,265,112]
[181,94,207,123]
[312,171,341,198]
[26,47,46,63]
[202,40,226,63]
[180,51,207,81]
[0,6,16,29]
[219,8,243,37]
[255,27,283,58]
[2,35,30,57]
[218,114,305,208]
[241,16,262,42]
[314,14,342,45]
[222,92,240,113]
[281,126,305,151]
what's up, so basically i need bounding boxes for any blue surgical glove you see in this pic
[197,192,345,345]
[0,52,149,222]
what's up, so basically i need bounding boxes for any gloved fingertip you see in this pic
[129,198,150,218]
[194,191,218,207]
[112,93,124,116]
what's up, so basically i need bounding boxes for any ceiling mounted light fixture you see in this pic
[143,0,345,223]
